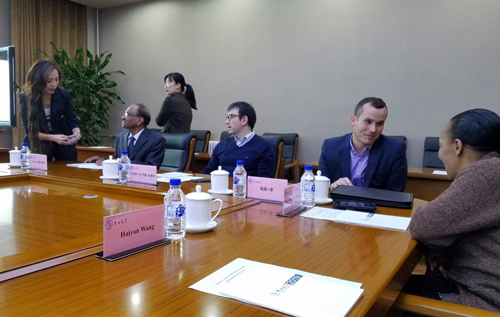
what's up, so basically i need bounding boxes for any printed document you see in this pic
[335,210,411,231]
[190,258,363,317]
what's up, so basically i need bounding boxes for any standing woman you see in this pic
[155,72,197,133]
[19,59,81,161]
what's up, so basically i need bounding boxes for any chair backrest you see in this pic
[262,135,285,178]
[387,135,407,145]
[159,133,197,172]
[190,130,211,153]
[220,131,230,141]
[423,136,445,169]
[262,133,299,166]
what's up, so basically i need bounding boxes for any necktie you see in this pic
[128,136,135,155]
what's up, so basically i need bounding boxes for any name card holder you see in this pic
[276,183,305,218]
[247,176,288,203]
[29,154,48,171]
[96,205,169,261]
[129,164,158,185]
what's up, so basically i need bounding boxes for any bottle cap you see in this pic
[121,151,128,155]
[170,179,181,186]
[236,160,244,165]
[305,165,313,171]
[22,143,28,147]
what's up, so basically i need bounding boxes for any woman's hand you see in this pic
[49,134,71,145]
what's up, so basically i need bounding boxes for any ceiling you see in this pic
[70,0,145,9]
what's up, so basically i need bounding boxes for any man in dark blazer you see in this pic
[318,97,407,192]
[85,104,166,168]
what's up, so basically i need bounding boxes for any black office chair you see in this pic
[263,133,299,182]
[159,133,197,172]
[387,135,407,145]
[220,131,230,141]
[261,135,285,179]
[423,137,445,169]
[190,130,211,153]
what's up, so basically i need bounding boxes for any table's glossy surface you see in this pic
[0,163,425,316]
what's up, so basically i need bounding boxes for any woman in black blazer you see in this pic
[155,72,197,133]
[20,59,81,161]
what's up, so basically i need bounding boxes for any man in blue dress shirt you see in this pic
[318,97,407,192]
[201,101,275,177]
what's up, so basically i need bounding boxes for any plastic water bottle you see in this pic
[20,143,31,170]
[233,160,247,198]
[118,151,131,182]
[301,165,315,207]
[164,179,186,240]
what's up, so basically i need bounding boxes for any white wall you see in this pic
[96,0,500,167]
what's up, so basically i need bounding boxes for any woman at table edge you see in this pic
[408,108,500,312]
[19,59,81,161]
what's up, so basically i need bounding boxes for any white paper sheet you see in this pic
[66,163,103,170]
[300,207,344,221]
[157,176,203,183]
[156,172,193,178]
[200,259,364,317]
[189,258,361,297]
[334,210,411,231]
[432,170,447,175]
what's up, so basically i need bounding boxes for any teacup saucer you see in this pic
[208,189,233,195]
[186,220,217,233]
[100,175,119,180]
[315,197,333,205]
[8,163,21,168]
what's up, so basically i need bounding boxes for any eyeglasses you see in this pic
[226,114,240,120]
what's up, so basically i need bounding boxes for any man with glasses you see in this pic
[85,104,167,167]
[201,101,275,177]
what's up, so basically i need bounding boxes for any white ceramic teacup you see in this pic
[210,166,229,193]
[314,170,331,200]
[186,185,223,228]
[9,147,21,166]
[102,156,119,178]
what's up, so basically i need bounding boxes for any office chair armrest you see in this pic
[285,159,299,170]
[393,293,500,317]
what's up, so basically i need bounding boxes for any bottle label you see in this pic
[302,183,315,193]
[234,176,246,185]
[119,163,129,171]
[166,203,185,217]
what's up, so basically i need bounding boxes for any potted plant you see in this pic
[40,42,125,145]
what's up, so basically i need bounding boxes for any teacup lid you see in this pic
[9,146,20,153]
[315,170,330,182]
[211,166,229,175]
[103,155,117,164]
[186,185,212,200]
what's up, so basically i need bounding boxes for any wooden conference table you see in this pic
[0,162,424,316]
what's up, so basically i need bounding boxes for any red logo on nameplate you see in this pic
[129,164,157,185]
[103,205,164,257]
[30,154,48,171]
[247,176,288,203]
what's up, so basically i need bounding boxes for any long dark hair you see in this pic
[448,108,500,155]
[23,59,62,154]
[164,72,197,110]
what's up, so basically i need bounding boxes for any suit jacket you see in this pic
[20,89,79,160]
[155,93,193,133]
[115,127,167,168]
[318,133,407,191]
